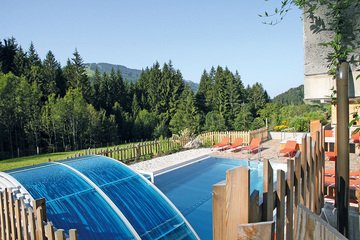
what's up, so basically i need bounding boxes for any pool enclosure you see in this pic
[0,155,199,240]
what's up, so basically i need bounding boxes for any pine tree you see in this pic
[41,51,64,99]
[196,70,214,114]
[169,85,200,134]
[226,69,245,127]
[24,42,42,87]
[233,104,253,131]
[213,66,229,122]
[0,37,18,74]
[63,49,92,102]
[248,82,269,117]
[13,46,28,76]
[92,67,102,109]
[131,93,140,117]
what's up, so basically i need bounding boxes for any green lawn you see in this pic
[0,140,180,171]
[0,150,84,171]
[0,143,137,171]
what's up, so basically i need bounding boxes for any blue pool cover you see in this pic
[155,157,267,240]
[6,155,199,240]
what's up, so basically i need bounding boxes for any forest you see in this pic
[0,37,329,159]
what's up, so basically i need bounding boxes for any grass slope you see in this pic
[0,144,132,171]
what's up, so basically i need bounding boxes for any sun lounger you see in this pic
[325,151,337,161]
[212,137,230,150]
[278,140,297,157]
[242,138,261,154]
[222,138,244,152]
[325,169,360,179]
[351,131,360,143]
[324,172,360,201]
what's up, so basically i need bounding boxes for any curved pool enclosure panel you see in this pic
[7,155,198,240]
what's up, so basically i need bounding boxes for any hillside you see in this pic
[85,62,199,92]
[273,85,304,105]
[85,63,142,82]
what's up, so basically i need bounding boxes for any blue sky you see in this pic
[1,0,303,97]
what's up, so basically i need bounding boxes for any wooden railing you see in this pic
[0,188,77,240]
[212,129,337,240]
[70,139,185,164]
[197,127,268,146]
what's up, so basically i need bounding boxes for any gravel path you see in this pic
[129,148,212,174]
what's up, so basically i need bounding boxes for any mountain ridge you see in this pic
[84,62,199,92]
[272,84,304,105]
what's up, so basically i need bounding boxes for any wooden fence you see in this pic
[0,188,77,240]
[69,128,268,163]
[198,127,268,146]
[296,204,347,240]
[70,139,185,164]
[212,129,338,240]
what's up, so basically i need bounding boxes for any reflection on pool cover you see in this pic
[7,155,198,240]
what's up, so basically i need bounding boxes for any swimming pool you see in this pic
[154,156,279,240]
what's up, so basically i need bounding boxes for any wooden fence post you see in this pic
[262,159,274,222]
[158,141,162,155]
[320,126,325,210]
[28,208,36,240]
[8,189,16,240]
[238,221,275,240]
[294,151,301,236]
[310,137,316,212]
[276,170,285,240]
[225,167,250,239]
[15,199,22,240]
[314,131,320,214]
[287,159,294,240]
[35,206,45,240]
[0,191,6,240]
[4,189,11,240]
[55,229,65,240]
[69,229,78,240]
[301,134,307,206]
[45,222,55,240]
[21,201,29,240]
[249,190,262,223]
[135,144,140,161]
[33,198,46,222]
[34,199,46,240]
[212,183,226,240]
[306,136,312,209]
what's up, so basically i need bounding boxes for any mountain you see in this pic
[273,85,304,105]
[184,80,199,92]
[85,62,199,92]
[85,63,142,82]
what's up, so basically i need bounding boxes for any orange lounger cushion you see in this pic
[222,138,244,151]
[212,137,230,148]
[242,138,261,153]
[279,140,297,157]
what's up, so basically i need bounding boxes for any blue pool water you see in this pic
[7,156,198,240]
[154,157,266,240]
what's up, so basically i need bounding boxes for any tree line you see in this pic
[0,37,327,159]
